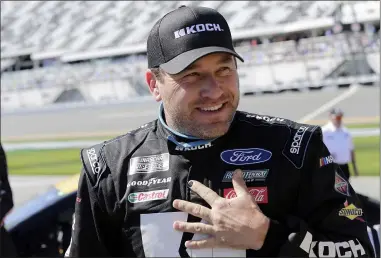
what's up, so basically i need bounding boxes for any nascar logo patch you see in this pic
[319,155,334,167]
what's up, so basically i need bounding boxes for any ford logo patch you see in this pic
[220,148,272,165]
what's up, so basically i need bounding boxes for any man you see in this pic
[322,108,359,180]
[0,143,18,257]
[65,6,374,257]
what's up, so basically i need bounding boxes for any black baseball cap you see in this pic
[147,5,244,74]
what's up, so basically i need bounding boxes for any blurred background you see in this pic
[0,0,379,216]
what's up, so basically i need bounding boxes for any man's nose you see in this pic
[200,76,223,99]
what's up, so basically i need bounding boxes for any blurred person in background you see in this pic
[322,108,359,179]
[65,5,375,258]
[0,143,18,257]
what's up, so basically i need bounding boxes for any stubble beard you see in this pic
[163,96,239,140]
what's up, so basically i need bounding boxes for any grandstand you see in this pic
[1,1,380,110]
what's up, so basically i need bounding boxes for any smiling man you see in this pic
[65,5,375,258]
[148,52,240,139]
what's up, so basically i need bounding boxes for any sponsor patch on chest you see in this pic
[224,187,268,203]
[222,170,269,182]
[129,153,170,175]
[128,189,169,203]
[220,148,272,165]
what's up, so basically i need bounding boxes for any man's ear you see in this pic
[146,69,162,102]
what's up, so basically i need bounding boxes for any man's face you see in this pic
[147,53,240,139]
[330,114,343,128]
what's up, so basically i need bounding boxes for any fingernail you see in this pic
[234,169,242,177]
[173,221,180,229]
[188,180,193,188]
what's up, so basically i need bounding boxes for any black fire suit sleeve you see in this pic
[258,128,375,257]
[65,147,123,257]
[0,143,13,222]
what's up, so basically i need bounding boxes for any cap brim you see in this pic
[160,46,244,74]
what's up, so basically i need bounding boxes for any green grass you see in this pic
[346,123,379,129]
[5,136,379,176]
[352,135,380,177]
[7,148,83,175]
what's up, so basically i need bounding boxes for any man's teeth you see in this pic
[200,104,223,111]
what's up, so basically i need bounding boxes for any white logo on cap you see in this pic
[174,23,224,39]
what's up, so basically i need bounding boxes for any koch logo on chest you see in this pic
[220,148,272,165]
[175,142,212,151]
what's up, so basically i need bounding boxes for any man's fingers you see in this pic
[173,199,212,222]
[173,221,215,235]
[188,180,222,206]
[185,237,217,249]
[232,169,250,198]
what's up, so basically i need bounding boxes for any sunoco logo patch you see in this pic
[339,200,364,222]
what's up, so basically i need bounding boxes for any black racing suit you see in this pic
[65,110,375,257]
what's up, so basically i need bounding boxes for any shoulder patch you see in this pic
[238,111,292,127]
[80,142,109,185]
[282,123,319,169]
[126,121,156,135]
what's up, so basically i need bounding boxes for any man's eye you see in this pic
[218,67,231,75]
[185,72,199,77]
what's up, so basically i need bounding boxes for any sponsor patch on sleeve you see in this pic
[334,172,350,196]
[319,155,334,167]
[339,200,365,222]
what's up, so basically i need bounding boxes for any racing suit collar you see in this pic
[157,102,236,149]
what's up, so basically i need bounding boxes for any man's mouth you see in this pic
[197,103,225,112]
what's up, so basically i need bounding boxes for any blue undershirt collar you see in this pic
[158,102,236,148]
